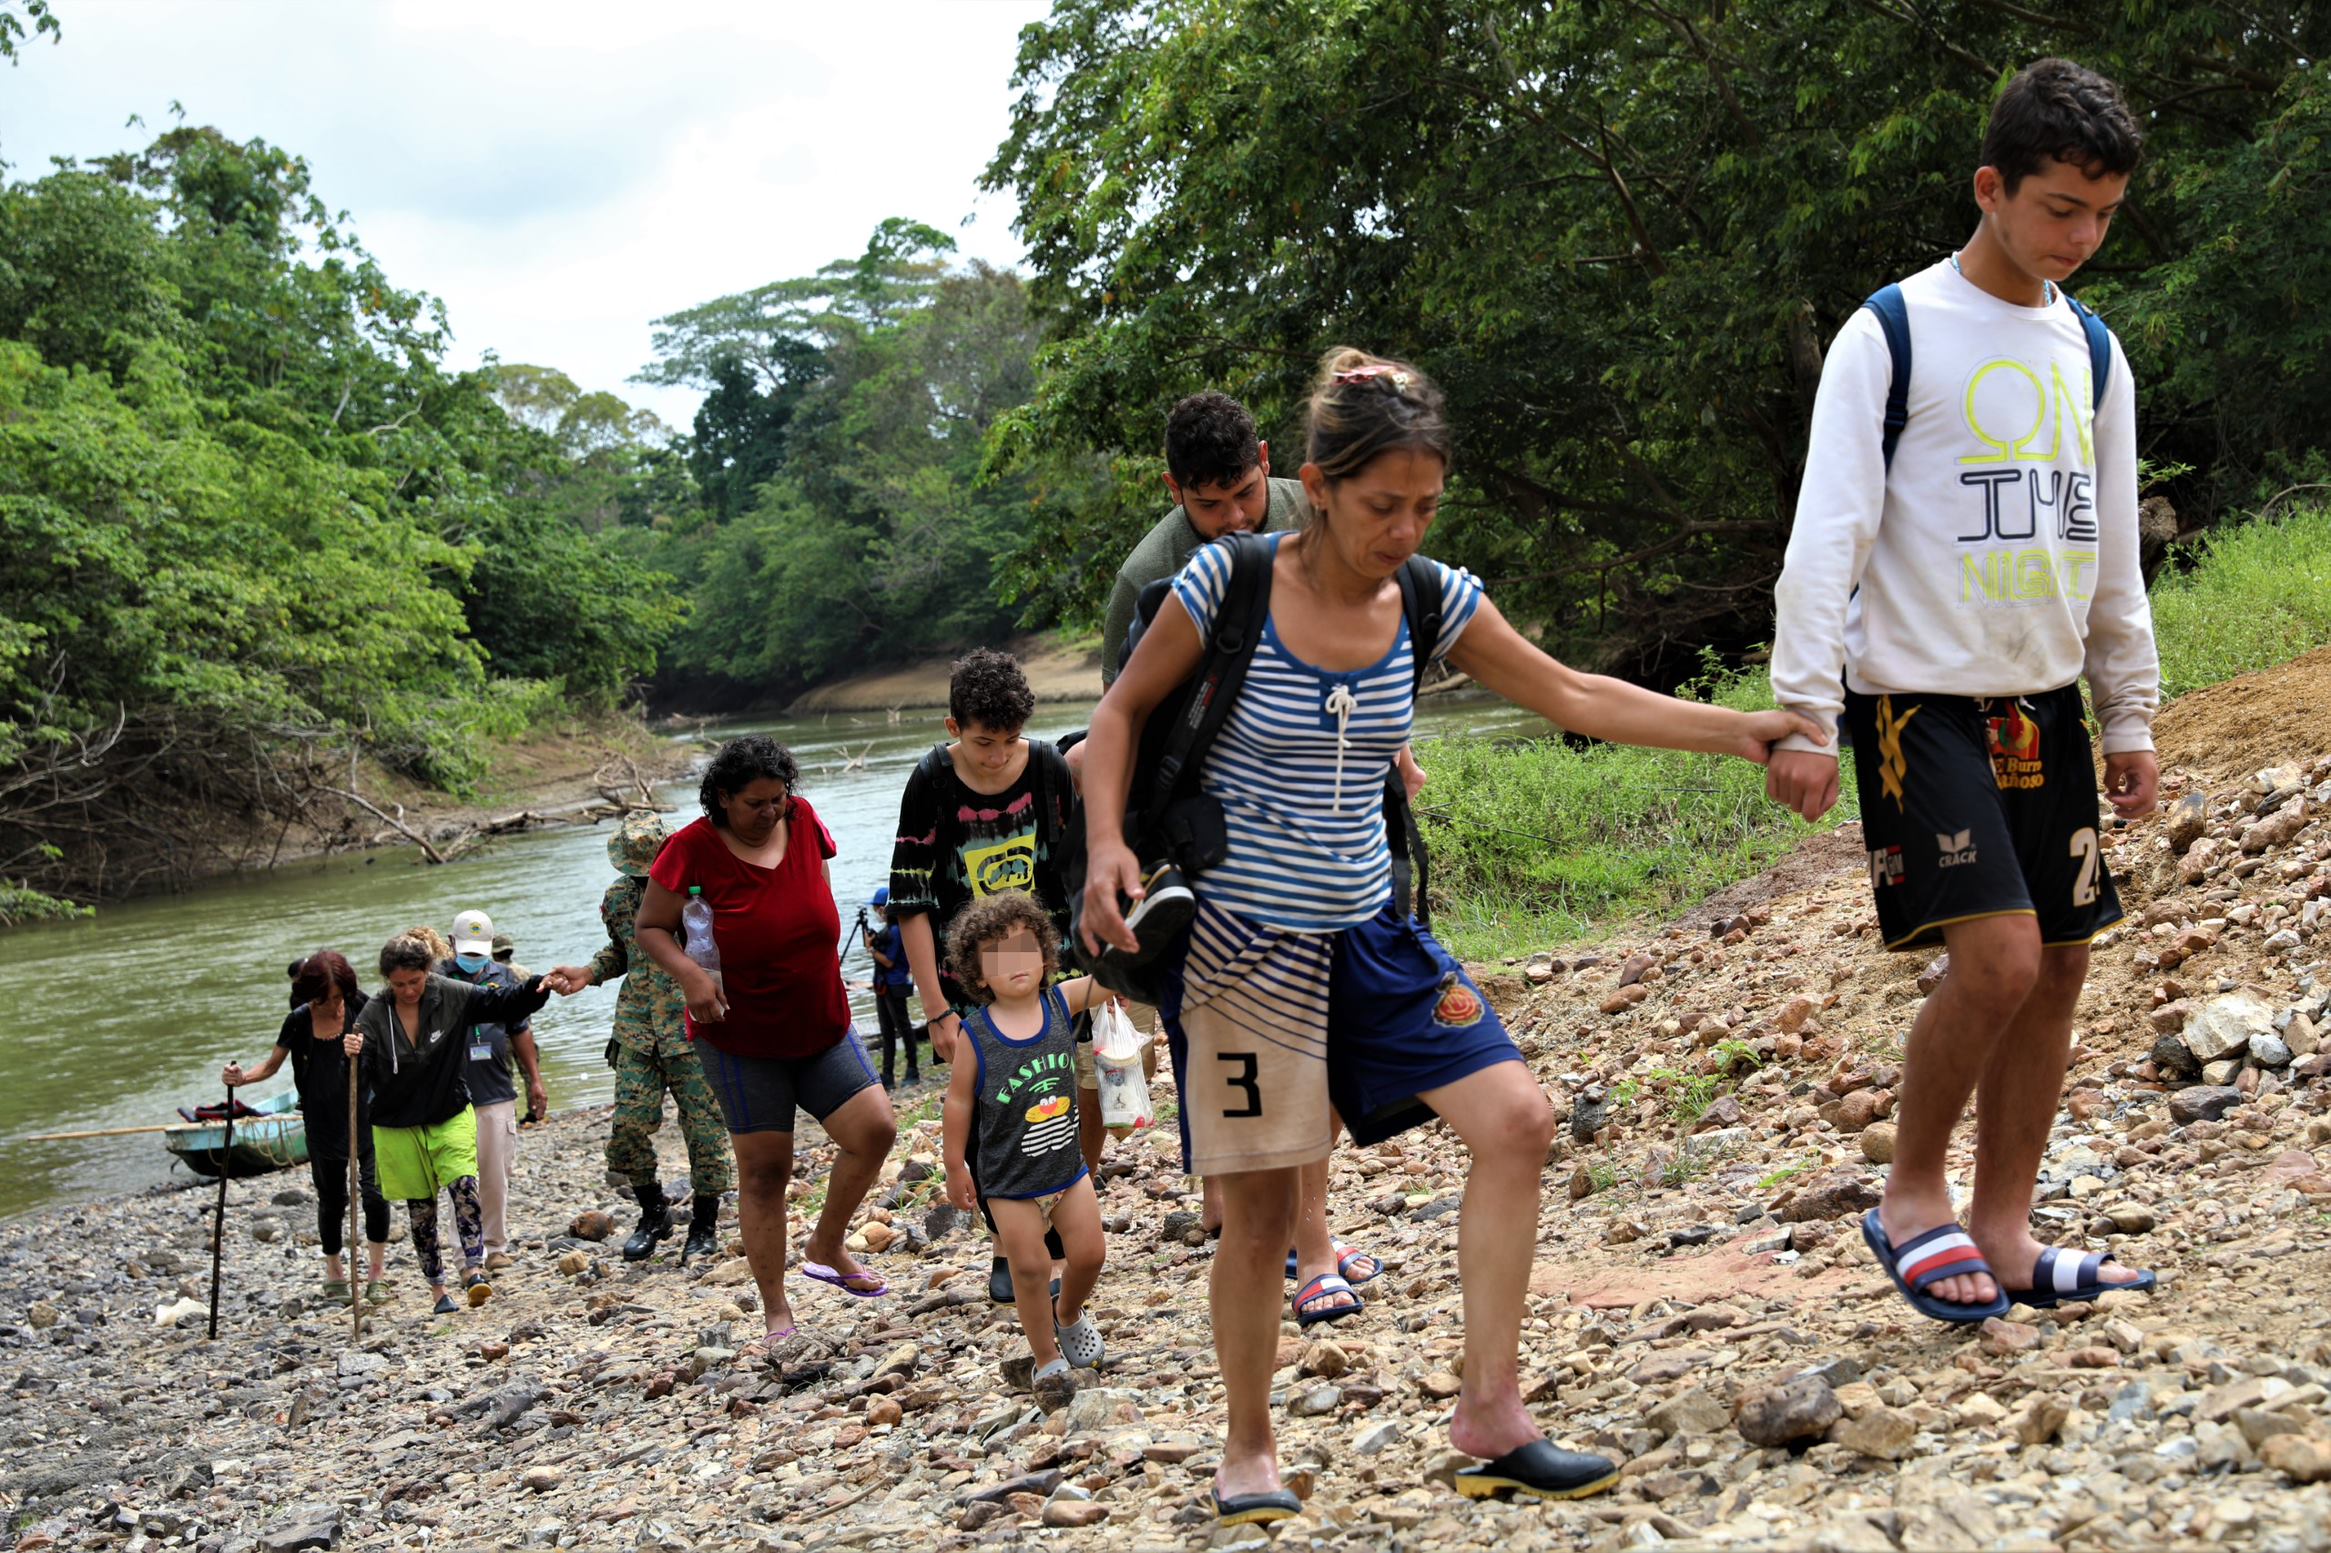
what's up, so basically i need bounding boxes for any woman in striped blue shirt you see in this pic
[1079,347,1823,1523]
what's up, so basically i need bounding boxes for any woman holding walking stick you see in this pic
[223,951,391,1303]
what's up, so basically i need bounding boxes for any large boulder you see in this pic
[2183,992,2274,1065]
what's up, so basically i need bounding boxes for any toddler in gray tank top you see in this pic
[941,891,1112,1385]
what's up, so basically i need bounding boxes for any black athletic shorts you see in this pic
[1844,683,2122,952]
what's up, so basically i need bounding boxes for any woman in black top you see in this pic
[223,951,391,1303]
[345,935,559,1314]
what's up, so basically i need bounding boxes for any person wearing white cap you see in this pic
[441,907,547,1271]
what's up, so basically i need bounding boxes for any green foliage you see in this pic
[1612,1066,1725,1132]
[2150,503,2331,697]
[0,0,57,63]
[984,0,2331,677]
[639,234,1095,694]
[1418,668,1858,962]
[0,123,693,910]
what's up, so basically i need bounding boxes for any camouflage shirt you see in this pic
[588,874,689,1055]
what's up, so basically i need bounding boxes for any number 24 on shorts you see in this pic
[1219,1053,1263,1118]
[2069,826,2100,908]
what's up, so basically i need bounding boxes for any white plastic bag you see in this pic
[1090,999,1154,1135]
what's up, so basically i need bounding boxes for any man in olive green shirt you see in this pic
[1099,392,1306,685]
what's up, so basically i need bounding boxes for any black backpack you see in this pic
[1065,533,1443,999]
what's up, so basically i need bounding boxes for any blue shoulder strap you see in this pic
[1860,284,1912,469]
[2065,294,2112,410]
[1864,284,2112,467]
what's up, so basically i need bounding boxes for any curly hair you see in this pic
[699,735,801,829]
[291,950,359,1006]
[945,890,1061,1004]
[948,648,1035,734]
[1303,348,1453,509]
[400,923,453,965]
[1982,59,2142,193]
[378,935,435,979]
[1164,391,1263,492]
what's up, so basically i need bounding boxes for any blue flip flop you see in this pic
[1292,1272,1363,1328]
[1860,1209,2010,1324]
[2006,1247,2157,1309]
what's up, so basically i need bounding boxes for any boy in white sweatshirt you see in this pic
[1769,59,2161,1323]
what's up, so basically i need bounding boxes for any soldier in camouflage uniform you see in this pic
[551,814,734,1263]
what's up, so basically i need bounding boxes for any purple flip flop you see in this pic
[801,1260,888,1298]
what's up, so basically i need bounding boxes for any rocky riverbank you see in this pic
[7,656,2331,1553]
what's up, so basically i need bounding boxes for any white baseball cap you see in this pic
[451,908,495,958]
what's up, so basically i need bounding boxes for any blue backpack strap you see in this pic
[1860,284,1911,469]
[2065,294,2112,410]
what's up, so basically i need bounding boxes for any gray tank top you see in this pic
[966,987,1085,1199]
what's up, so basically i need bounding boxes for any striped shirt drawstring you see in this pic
[1324,683,1359,807]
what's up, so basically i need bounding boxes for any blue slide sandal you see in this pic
[1860,1208,2009,1324]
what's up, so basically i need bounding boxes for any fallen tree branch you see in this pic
[323,786,448,864]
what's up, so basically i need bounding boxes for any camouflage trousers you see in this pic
[605,1038,735,1196]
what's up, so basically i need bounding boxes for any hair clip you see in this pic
[1333,364,1411,391]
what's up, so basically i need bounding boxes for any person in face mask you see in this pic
[440,908,548,1273]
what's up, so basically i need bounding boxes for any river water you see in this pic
[0,694,1549,1218]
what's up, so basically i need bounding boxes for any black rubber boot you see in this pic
[622,1181,672,1261]
[682,1195,720,1263]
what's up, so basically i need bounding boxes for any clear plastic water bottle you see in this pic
[681,886,723,997]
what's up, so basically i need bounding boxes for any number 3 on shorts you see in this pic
[2069,826,2101,908]
[1219,1053,1263,1118]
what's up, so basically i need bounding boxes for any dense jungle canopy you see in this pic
[1,0,2325,917]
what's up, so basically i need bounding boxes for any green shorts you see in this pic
[374,1107,480,1201]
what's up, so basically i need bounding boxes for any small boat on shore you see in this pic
[163,1091,308,1179]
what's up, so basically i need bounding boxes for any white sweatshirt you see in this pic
[1770,259,2159,755]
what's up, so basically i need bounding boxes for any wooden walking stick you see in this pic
[206,1084,236,1340]
[347,1058,363,1340]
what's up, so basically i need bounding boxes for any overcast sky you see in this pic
[0,0,1048,427]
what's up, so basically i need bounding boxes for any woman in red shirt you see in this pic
[637,736,898,1349]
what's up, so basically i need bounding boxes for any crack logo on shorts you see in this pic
[1869,845,1906,888]
[1874,696,1920,813]
[1431,974,1485,1028]
[1936,829,1979,868]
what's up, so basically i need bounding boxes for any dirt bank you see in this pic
[787,633,1105,715]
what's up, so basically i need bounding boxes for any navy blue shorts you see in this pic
[698,1028,880,1136]
[1327,905,1525,1148]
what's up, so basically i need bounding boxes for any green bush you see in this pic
[1416,667,1858,962]
[2151,505,2331,699]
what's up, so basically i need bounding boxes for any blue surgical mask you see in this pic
[455,953,488,974]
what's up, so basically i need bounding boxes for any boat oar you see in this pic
[18,1117,302,1143]
[207,1083,235,1340]
[347,1059,362,1341]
